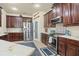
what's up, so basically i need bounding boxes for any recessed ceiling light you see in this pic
[12,7,18,11]
[34,4,40,8]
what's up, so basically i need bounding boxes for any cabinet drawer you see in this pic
[67,39,79,46]
[59,37,66,42]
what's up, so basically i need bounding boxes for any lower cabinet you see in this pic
[58,37,66,56]
[0,35,8,41]
[66,44,78,56]
[58,41,66,55]
[58,37,79,56]
[41,33,48,45]
[7,33,23,41]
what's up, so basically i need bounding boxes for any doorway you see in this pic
[23,20,33,41]
[33,20,39,40]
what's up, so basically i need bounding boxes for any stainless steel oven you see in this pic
[48,36,57,52]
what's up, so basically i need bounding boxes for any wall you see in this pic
[33,11,45,41]
[66,26,79,38]
[56,24,79,38]
[7,28,23,33]
[32,9,52,41]
[48,23,79,39]
[0,9,6,36]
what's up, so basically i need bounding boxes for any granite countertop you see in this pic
[41,32,48,34]
[42,32,79,41]
[58,35,79,41]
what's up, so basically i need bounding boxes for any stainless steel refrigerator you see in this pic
[23,21,33,41]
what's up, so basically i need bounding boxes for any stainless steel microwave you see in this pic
[51,16,63,24]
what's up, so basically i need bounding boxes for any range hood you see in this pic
[51,16,63,24]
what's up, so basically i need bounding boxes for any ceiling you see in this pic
[0,3,52,16]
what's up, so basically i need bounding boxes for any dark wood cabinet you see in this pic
[58,37,66,56]
[0,7,2,26]
[71,3,79,25]
[58,37,79,56]
[51,3,79,26]
[63,3,79,26]
[63,3,72,26]
[41,33,48,45]
[44,10,55,29]
[44,13,48,28]
[7,33,23,41]
[0,35,8,41]
[66,44,78,56]
[6,15,23,28]
[56,3,63,17]
[52,4,57,18]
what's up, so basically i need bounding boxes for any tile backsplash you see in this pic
[66,26,79,38]
[48,23,79,38]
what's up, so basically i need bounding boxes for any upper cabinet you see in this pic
[44,13,48,28]
[63,3,79,26]
[6,15,32,28]
[52,3,63,18]
[51,3,79,27]
[0,7,2,26]
[44,10,56,28]
[71,3,79,25]
[52,4,57,18]
[6,16,23,28]
[63,3,72,26]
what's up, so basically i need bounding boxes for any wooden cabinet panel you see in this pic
[63,3,72,26]
[44,10,56,29]
[48,10,56,27]
[41,33,48,45]
[67,39,79,46]
[51,3,79,26]
[52,4,57,18]
[71,3,79,25]
[6,16,23,28]
[0,7,1,26]
[66,44,78,56]
[58,37,66,56]
[58,37,79,56]
[44,14,48,27]
[62,3,79,26]
[0,35,8,41]
[56,3,63,17]
[14,16,23,28]
[58,41,66,56]
[8,33,23,41]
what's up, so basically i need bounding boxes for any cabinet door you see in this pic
[56,3,63,17]
[77,48,79,55]
[48,10,52,27]
[14,16,23,28]
[6,16,23,28]
[6,16,15,28]
[66,44,78,56]
[63,3,72,26]
[58,41,66,56]
[44,14,48,28]
[48,10,55,27]
[0,7,1,26]
[41,33,48,45]
[58,37,66,56]
[52,5,57,18]
[71,3,79,25]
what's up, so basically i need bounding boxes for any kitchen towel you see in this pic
[48,37,52,44]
